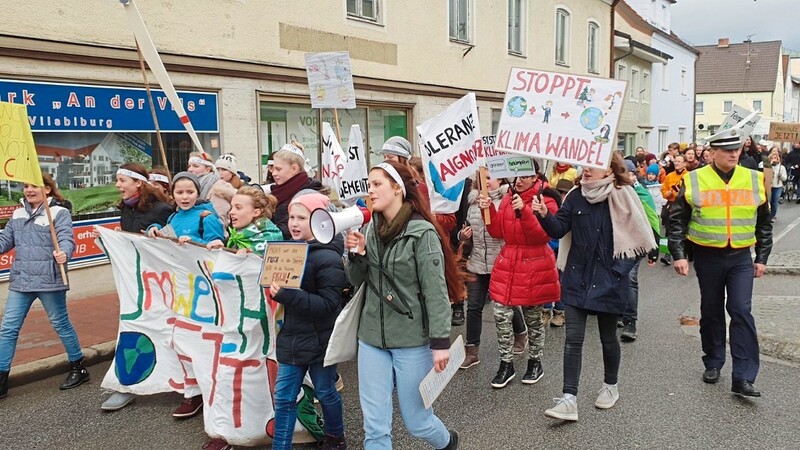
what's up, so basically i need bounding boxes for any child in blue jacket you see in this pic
[147,171,224,245]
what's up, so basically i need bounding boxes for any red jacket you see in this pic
[485,180,561,307]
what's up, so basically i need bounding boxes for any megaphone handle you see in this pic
[349,226,360,253]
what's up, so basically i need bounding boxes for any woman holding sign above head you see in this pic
[531,152,656,422]
[266,140,324,239]
[346,160,465,450]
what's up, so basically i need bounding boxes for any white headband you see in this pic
[188,156,216,169]
[374,163,406,198]
[149,174,169,184]
[280,144,305,159]
[116,168,148,183]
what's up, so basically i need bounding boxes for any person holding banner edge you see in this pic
[345,161,464,450]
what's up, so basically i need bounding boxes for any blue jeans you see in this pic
[770,187,783,219]
[272,361,343,450]
[0,290,83,371]
[358,340,450,450]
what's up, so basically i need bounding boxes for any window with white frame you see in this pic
[642,70,650,103]
[555,8,570,65]
[508,0,525,55]
[658,129,668,152]
[617,63,626,81]
[630,68,639,101]
[723,100,732,113]
[661,62,669,90]
[753,100,762,111]
[449,0,471,43]
[347,0,380,22]
[679,127,686,144]
[587,21,599,73]
[695,101,704,113]
[681,67,687,95]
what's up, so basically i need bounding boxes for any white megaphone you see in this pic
[311,206,372,251]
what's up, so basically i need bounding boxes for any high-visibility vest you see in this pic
[684,165,765,248]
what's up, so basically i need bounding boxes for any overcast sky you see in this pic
[670,0,800,51]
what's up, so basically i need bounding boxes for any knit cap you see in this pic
[171,171,202,193]
[381,136,412,160]
[290,192,330,214]
[215,154,238,173]
[646,163,660,177]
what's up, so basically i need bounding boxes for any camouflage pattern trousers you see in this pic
[494,303,545,363]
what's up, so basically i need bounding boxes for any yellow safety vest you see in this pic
[684,165,765,248]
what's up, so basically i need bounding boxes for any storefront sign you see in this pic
[0,79,218,133]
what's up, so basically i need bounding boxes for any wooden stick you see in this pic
[136,39,171,177]
[333,108,342,143]
[479,166,491,225]
[41,187,68,285]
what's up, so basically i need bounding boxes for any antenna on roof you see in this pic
[742,34,757,70]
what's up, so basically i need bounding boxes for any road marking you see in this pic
[773,213,800,245]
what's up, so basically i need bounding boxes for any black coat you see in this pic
[273,236,346,366]
[119,200,173,233]
[537,189,637,314]
[272,178,324,240]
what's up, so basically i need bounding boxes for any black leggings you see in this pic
[562,304,620,396]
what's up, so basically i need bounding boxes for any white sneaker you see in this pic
[544,394,578,421]
[594,383,619,409]
[101,392,136,411]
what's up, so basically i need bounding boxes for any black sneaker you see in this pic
[59,358,90,390]
[437,430,460,450]
[521,359,544,384]
[621,320,637,342]
[451,306,465,326]
[490,361,515,388]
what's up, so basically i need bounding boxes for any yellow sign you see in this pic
[0,102,43,186]
[768,122,800,142]
[259,242,309,289]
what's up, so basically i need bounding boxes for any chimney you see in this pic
[718,38,730,48]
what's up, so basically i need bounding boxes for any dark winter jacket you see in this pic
[0,199,75,292]
[119,199,173,233]
[537,189,637,314]
[485,179,561,307]
[272,236,347,366]
[272,178,324,240]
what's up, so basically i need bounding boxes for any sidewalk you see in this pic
[7,293,119,387]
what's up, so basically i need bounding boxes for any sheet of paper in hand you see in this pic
[419,335,466,409]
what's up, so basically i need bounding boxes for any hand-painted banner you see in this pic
[720,104,760,137]
[97,229,320,446]
[417,93,482,189]
[481,135,537,179]
[496,68,627,169]
[321,122,346,196]
[338,125,369,201]
[305,52,356,109]
[0,102,44,186]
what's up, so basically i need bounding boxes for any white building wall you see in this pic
[625,0,671,33]
[648,32,697,151]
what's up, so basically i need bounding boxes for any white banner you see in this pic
[481,135,537,179]
[98,229,320,446]
[417,93,483,189]
[305,52,356,109]
[496,68,627,169]
[719,104,761,137]
[321,122,346,195]
[339,125,369,201]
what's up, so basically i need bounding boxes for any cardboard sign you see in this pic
[339,124,369,201]
[720,104,761,137]
[321,122,346,194]
[417,92,483,189]
[259,242,308,289]
[305,52,356,109]
[97,229,320,446]
[768,122,800,142]
[0,102,44,186]
[482,134,537,179]
[495,68,627,169]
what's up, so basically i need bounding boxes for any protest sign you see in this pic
[259,242,309,289]
[338,124,369,201]
[720,104,761,137]
[481,134,537,179]
[0,102,44,186]
[305,52,356,109]
[98,229,320,446]
[768,122,800,142]
[417,92,482,189]
[321,122,346,194]
[496,68,626,169]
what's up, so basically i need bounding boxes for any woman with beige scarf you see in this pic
[530,153,656,422]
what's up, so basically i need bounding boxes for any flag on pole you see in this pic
[0,102,44,186]
[119,0,205,153]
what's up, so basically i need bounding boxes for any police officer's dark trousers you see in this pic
[693,246,760,383]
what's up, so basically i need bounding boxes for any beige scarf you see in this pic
[557,177,656,270]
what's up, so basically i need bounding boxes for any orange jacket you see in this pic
[661,169,687,203]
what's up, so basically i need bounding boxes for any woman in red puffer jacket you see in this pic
[479,170,560,389]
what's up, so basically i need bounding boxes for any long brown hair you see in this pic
[372,160,468,302]
[41,172,65,202]
[116,163,169,211]
[610,152,634,188]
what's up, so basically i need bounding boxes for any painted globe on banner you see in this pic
[580,107,604,131]
[114,331,157,386]
[506,96,528,118]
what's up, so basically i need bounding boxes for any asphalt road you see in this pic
[3,204,800,449]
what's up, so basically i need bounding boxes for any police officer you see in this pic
[668,128,772,397]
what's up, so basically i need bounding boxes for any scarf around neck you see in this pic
[376,202,413,245]
[271,172,309,204]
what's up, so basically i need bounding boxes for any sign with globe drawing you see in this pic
[496,68,627,169]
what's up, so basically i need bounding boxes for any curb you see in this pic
[765,266,800,276]
[8,340,117,388]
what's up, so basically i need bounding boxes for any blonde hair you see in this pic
[235,186,278,219]
[272,139,306,168]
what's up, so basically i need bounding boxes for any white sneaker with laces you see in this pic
[595,383,619,409]
[544,393,578,421]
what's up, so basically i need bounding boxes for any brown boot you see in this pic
[542,309,552,327]
[460,345,480,369]
[512,332,527,355]
[550,310,565,327]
